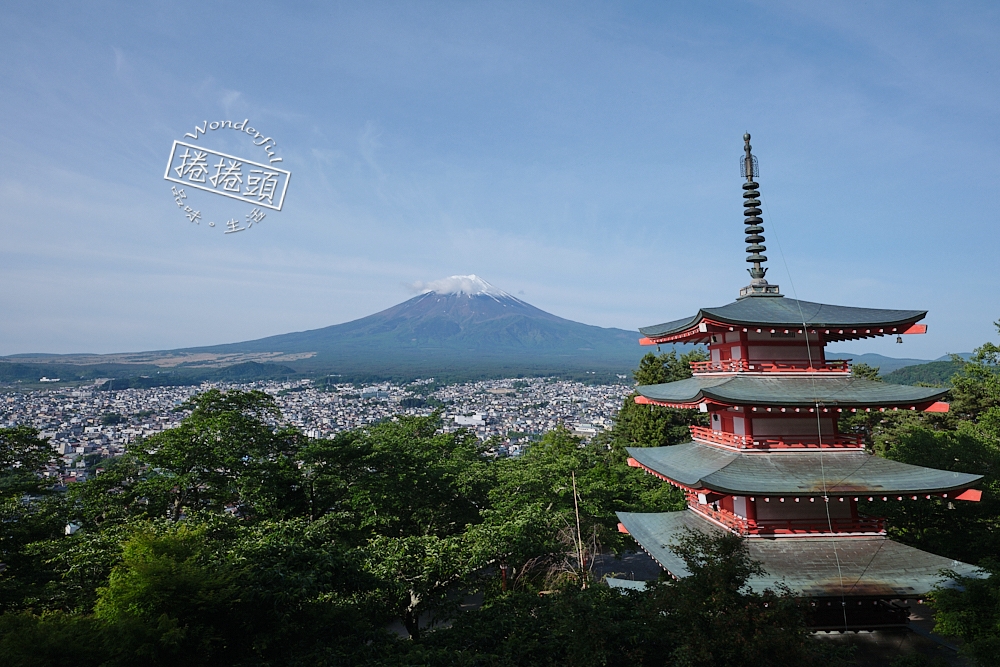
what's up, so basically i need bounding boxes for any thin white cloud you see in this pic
[406,274,511,297]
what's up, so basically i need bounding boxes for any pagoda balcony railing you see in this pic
[689,425,864,450]
[752,516,886,536]
[689,503,886,536]
[689,359,850,374]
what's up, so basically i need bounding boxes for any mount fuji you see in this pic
[184,275,649,379]
[3,276,652,383]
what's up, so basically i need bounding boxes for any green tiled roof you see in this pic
[605,578,648,591]
[637,375,947,408]
[616,510,983,597]
[640,297,925,338]
[626,443,982,495]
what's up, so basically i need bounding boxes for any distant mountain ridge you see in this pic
[824,353,934,375]
[1,276,973,385]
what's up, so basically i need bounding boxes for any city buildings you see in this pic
[1,376,631,483]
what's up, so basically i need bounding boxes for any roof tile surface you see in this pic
[640,297,925,338]
[627,443,982,495]
[617,510,983,597]
[637,375,947,407]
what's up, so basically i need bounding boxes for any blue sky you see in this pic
[1,1,998,360]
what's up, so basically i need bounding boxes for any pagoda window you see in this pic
[748,345,813,361]
[746,331,822,343]
[730,345,742,359]
[733,495,748,518]
[732,415,746,436]
[751,416,837,437]
[724,332,742,343]
[755,499,852,522]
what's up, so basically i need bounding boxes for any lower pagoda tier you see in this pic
[616,510,984,599]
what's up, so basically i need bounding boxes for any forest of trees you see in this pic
[0,330,998,666]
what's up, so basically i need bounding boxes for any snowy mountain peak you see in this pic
[411,275,516,300]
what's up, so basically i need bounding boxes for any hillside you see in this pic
[824,352,932,375]
[883,360,965,387]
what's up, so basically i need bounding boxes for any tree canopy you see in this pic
[1,325,998,664]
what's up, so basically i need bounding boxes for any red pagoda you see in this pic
[613,134,984,629]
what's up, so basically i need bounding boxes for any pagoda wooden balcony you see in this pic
[689,503,886,536]
[752,516,886,536]
[689,425,863,450]
[689,359,850,374]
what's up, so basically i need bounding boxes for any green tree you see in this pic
[365,533,473,640]
[300,415,494,638]
[126,389,307,521]
[0,426,57,497]
[931,567,1000,667]
[653,530,818,667]
[478,425,684,595]
[851,362,882,382]
[0,427,64,613]
[610,350,709,450]
[302,414,490,540]
[0,517,390,666]
[416,530,827,667]
[866,323,1000,564]
[93,523,243,663]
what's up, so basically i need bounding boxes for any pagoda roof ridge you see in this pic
[626,442,982,496]
[616,510,984,598]
[636,375,947,408]
[639,296,926,341]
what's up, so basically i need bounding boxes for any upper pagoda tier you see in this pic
[639,296,928,346]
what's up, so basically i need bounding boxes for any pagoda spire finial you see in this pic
[739,133,781,298]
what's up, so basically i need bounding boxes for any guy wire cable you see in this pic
[760,192,850,630]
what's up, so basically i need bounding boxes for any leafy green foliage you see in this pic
[0,427,64,612]
[883,360,965,387]
[872,425,1000,563]
[854,321,1000,659]
[414,530,829,667]
[482,425,684,587]
[931,567,1000,667]
[0,426,56,497]
[610,350,709,449]
[851,362,882,381]
[862,323,1000,565]
[9,310,1000,667]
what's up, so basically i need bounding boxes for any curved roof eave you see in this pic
[626,444,983,496]
[616,510,985,597]
[639,298,927,339]
[636,375,948,408]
